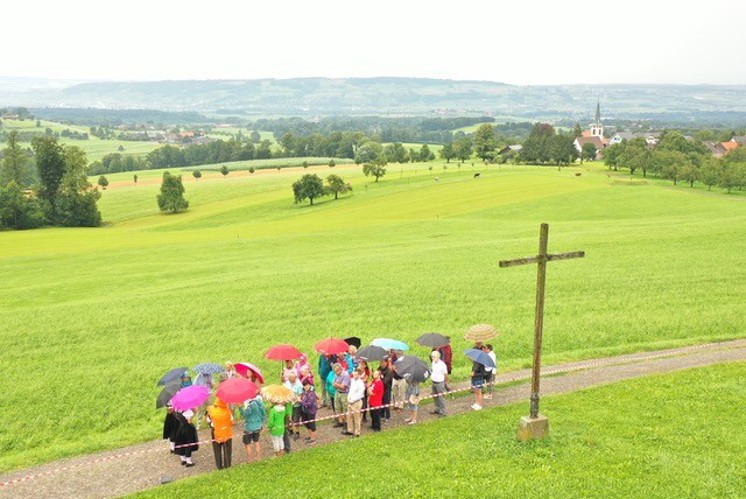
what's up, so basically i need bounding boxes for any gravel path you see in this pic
[2,339,744,499]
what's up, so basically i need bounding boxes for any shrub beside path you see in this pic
[1,339,744,499]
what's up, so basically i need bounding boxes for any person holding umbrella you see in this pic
[173,409,199,467]
[206,398,234,469]
[429,350,448,417]
[283,370,304,440]
[379,356,394,422]
[318,353,336,408]
[390,351,407,411]
[162,402,179,453]
[239,394,265,462]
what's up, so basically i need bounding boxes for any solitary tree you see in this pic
[157,172,189,213]
[362,158,387,182]
[473,124,498,162]
[292,173,325,205]
[192,169,202,181]
[328,159,336,168]
[326,174,351,200]
[220,165,229,177]
[249,167,255,174]
[98,176,109,190]
[133,174,138,185]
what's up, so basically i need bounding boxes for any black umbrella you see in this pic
[156,382,181,409]
[344,336,362,348]
[416,332,450,349]
[355,345,388,362]
[157,367,188,386]
[394,356,431,383]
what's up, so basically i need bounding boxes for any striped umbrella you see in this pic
[464,324,498,342]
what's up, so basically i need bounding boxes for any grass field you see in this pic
[132,362,746,498]
[0,162,744,471]
[1,118,163,161]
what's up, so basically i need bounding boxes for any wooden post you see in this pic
[499,223,584,440]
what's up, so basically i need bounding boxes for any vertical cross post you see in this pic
[530,223,549,418]
[499,223,584,440]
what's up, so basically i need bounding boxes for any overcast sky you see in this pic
[3,0,743,85]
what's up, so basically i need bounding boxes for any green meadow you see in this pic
[134,362,746,498]
[0,162,744,471]
[2,119,162,161]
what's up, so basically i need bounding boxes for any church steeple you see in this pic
[595,100,601,125]
[590,100,603,138]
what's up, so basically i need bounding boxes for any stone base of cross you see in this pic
[499,223,584,441]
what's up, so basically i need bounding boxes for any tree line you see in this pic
[0,132,102,230]
[604,131,746,192]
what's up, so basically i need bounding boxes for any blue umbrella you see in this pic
[464,348,496,368]
[192,362,225,375]
[371,338,410,351]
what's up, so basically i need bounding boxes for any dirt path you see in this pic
[2,339,744,499]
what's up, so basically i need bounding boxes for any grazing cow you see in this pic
[473,172,481,178]
[575,172,582,177]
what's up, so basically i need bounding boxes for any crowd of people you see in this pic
[161,339,497,470]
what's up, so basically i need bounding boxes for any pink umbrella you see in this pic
[170,385,210,411]
[216,377,259,404]
[235,362,265,383]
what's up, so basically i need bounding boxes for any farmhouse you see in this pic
[498,144,522,155]
[704,142,728,158]
[608,132,660,146]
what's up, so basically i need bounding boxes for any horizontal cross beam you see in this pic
[499,251,585,268]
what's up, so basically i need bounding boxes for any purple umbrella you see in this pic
[170,385,210,411]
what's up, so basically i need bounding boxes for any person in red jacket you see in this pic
[367,369,384,432]
[436,339,453,375]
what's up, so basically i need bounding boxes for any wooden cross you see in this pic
[499,223,584,420]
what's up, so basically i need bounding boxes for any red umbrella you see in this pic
[314,337,349,355]
[235,362,265,384]
[216,377,259,404]
[265,344,302,361]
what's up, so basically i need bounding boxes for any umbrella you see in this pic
[393,356,431,383]
[216,377,259,404]
[192,362,225,375]
[464,324,498,342]
[170,385,210,411]
[235,362,265,383]
[155,382,181,409]
[314,337,350,355]
[265,344,302,361]
[157,367,188,386]
[370,338,410,351]
[355,345,388,362]
[260,384,296,404]
[416,332,450,349]
[344,336,362,348]
[464,348,496,368]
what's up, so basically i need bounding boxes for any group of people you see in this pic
[162,340,497,470]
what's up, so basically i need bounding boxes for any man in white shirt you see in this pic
[343,369,366,437]
[430,351,449,416]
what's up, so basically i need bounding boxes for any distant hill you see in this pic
[2,77,746,122]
